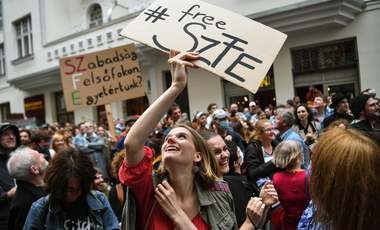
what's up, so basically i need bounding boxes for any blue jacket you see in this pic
[23,191,119,230]
[312,109,333,129]
[276,128,308,169]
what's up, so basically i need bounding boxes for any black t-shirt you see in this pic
[60,199,95,230]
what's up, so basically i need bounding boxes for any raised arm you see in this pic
[124,50,199,166]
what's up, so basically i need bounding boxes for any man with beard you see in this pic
[350,95,380,131]
[195,112,208,133]
[322,92,353,129]
[0,123,20,229]
[19,130,31,148]
[23,148,119,229]
[30,131,52,162]
[77,121,108,179]
[7,147,48,230]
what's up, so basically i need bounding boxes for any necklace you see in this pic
[263,145,273,155]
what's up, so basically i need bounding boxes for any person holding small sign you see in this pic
[119,50,273,230]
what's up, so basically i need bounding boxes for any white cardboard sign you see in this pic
[120,0,287,93]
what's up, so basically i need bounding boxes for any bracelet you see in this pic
[246,210,257,230]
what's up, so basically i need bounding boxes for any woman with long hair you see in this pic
[272,140,311,230]
[297,128,380,230]
[292,104,323,146]
[49,133,67,156]
[233,121,250,149]
[119,50,267,230]
[245,119,282,183]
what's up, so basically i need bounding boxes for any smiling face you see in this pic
[19,131,30,146]
[259,122,276,143]
[364,97,380,120]
[297,106,309,121]
[0,128,16,151]
[54,138,65,150]
[93,173,104,191]
[162,127,200,167]
[206,135,230,175]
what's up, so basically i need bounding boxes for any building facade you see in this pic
[0,0,378,126]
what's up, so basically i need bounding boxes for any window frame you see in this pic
[14,15,33,59]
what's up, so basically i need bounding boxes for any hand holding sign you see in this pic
[120,0,287,93]
[168,49,199,90]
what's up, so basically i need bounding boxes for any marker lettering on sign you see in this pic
[65,57,87,75]
[72,73,83,89]
[178,4,226,30]
[152,22,262,82]
[72,91,82,105]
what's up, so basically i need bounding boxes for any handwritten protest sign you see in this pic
[120,0,287,93]
[59,44,144,111]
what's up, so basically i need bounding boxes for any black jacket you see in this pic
[0,123,21,226]
[8,180,46,230]
[322,112,353,129]
[244,139,283,182]
[351,119,372,132]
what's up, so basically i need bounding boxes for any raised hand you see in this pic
[167,49,199,90]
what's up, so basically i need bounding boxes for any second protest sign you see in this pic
[59,44,144,112]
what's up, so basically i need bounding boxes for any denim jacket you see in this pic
[23,190,120,230]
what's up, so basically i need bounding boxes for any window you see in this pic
[0,44,5,75]
[89,4,103,28]
[291,40,357,74]
[15,15,33,59]
[55,92,74,126]
[0,102,10,122]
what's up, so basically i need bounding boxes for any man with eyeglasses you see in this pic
[274,108,308,168]
[77,121,108,179]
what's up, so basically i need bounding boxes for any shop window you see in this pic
[89,4,103,28]
[14,15,33,59]
[291,40,357,74]
[55,92,75,126]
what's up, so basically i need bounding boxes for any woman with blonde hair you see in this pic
[119,50,270,230]
[298,128,380,230]
[272,140,311,230]
[49,133,67,156]
[59,127,76,148]
[245,119,282,182]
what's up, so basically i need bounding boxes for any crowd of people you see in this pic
[0,50,379,230]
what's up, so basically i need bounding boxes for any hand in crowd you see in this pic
[305,132,315,143]
[7,186,17,198]
[154,181,197,230]
[244,197,265,228]
[224,135,233,141]
[259,180,278,206]
[154,181,185,220]
[109,135,117,149]
[167,49,199,90]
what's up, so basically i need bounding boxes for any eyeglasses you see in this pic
[263,128,275,132]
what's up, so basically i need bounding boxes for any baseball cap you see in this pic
[212,109,229,120]
[249,102,256,107]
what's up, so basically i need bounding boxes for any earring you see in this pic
[193,165,199,174]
